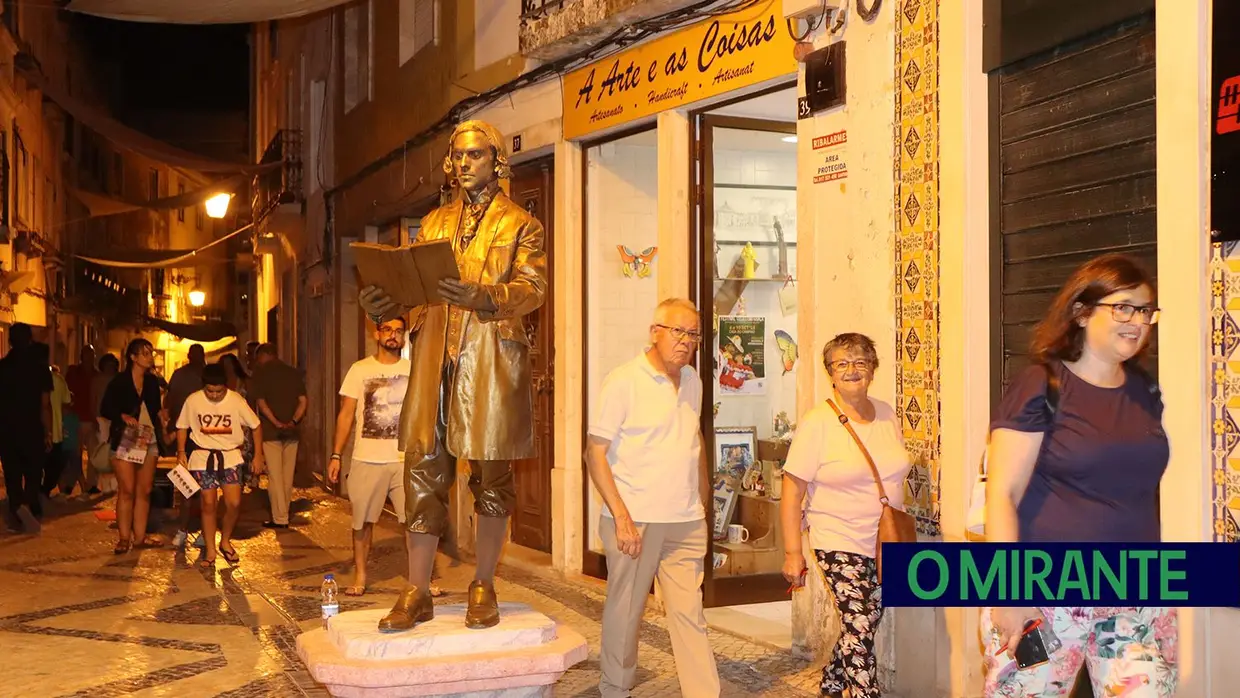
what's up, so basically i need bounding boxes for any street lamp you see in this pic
[188,290,206,307]
[205,193,232,219]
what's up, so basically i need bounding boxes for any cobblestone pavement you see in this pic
[0,485,824,697]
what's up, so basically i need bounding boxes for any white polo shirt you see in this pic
[588,351,705,524]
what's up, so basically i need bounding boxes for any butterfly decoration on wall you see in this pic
[618,245,657,278]
[774,329,798,375]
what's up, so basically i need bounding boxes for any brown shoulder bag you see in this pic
[825,399,918,584]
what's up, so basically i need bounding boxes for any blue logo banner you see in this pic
[881,543,1240,607]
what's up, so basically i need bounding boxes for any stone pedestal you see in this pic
[296,603,589,697]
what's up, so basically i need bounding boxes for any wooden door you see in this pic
[992,16,1157,396]
[508,159,554,552]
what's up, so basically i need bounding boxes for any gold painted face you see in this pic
[450,130,497,195]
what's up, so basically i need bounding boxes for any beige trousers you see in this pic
[599,517,720,698]
[263,440,300,524]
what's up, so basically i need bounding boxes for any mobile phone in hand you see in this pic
[1014,618,1062,670]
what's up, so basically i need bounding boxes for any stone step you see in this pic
[298,609,589,698]
[327,604,557,660]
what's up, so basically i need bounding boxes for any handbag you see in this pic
[825,399,917,584]
[968,362,1063,538]
[966,443,989,537]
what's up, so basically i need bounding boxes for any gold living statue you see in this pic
[358,120,547,632]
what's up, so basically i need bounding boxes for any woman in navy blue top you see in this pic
[100,338,167,554]
[981,254,1177,698]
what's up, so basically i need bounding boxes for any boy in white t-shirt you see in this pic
[176,364,265,568]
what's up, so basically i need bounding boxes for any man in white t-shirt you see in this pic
[328,317,411,596]
[176,364,265,568]
[584,298,720,698]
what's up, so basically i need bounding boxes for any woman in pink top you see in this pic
[780,333,913,698]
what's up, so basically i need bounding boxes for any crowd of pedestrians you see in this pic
[0,331,307,564]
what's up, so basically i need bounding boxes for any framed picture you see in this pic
[714,426,758,480]
[712,479,738,539]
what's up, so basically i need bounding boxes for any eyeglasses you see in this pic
[377,326,405,335]
[830,359,872,373]
[655,324,702,344]
[1095,302,1161,325]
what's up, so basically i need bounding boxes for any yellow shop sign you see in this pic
[562,0,796,140]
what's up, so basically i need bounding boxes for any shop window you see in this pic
[700,121,798,605]
[583,128,660,563]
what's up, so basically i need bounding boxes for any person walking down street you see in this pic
[982,253,1175,698]
[585,298,721,698]
[165,344,206,549]
[176,364,265,568]
[61,344,97,497]
[248,343,307,529]
[100,339,167,554]
[0,324,53,533]
[780,333,912,698]
[91,353,120,495]
[328,317,411,596]
[38,344,74,498]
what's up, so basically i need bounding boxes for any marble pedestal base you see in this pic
[297,603,588,697]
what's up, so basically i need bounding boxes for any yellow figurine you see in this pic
[740,242,758,279]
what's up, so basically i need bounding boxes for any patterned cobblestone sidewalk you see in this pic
[0,486,822,697]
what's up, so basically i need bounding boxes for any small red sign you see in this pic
[812,130,847,150]
[1217,75,1240,135]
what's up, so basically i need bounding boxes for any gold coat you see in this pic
[395,191,547,462]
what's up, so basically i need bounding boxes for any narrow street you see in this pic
[0,485,823,697]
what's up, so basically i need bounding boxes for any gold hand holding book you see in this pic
[349,239,461,307]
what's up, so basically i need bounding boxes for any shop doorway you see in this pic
[693,85,798,613]
[509,157,555,553]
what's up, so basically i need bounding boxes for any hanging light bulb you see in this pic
[188,290,206,307]
[205,193,232,219]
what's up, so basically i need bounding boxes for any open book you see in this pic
[350,239,461,307]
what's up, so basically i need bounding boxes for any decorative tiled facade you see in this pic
[1208,242,1240,542]
[894,0,942,535]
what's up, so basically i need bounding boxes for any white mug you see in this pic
[727,524,750,544]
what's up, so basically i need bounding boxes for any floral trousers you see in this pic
[814,550,883,698]
[981,606,1177,698]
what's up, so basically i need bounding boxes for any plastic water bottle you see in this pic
[321,573,339,629]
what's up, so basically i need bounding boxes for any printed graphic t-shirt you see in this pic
[176,389,262,470]
[339,356,411,464]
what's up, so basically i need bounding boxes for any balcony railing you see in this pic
[521,0,566,19]
[251,129,303,223]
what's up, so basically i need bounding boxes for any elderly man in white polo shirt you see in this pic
[585,297,720,698]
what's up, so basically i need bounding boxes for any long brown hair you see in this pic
[1029,253,1156,365]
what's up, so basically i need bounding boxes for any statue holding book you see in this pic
[357,120,547,632]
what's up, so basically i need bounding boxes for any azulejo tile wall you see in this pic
[1208,242,1240,542]
[894,0,941,536]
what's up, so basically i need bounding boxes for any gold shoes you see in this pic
[377,585,434,633]
[464,579,500,629]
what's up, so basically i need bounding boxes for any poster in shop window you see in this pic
[717,316,766,396]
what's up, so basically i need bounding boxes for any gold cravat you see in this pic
[458,185,497,252]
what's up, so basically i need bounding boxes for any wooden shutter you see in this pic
[995,16,1157,393]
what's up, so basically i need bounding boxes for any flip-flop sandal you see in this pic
[344,586,366,596]
[198,556,217,569]
[219,547,240,564]
[135,537,163,549]
[113,539,132,555]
